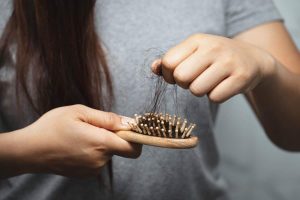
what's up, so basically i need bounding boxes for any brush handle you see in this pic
[115,130,199,149]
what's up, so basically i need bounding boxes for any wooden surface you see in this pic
[115,130,199,149]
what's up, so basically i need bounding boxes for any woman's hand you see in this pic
[152,33,276,103]
[0,105,141,178]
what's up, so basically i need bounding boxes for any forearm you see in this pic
[247,60,300,151]
[0,129,37,178]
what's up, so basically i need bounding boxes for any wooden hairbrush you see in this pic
[116,112,199,149]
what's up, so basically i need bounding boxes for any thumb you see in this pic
[76,105,135,131]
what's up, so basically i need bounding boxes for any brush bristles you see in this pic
[130,113,196,139]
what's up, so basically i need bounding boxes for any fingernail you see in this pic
[151,59,162,75]
[120,116,135,129]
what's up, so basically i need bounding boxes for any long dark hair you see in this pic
[0,0,113,114]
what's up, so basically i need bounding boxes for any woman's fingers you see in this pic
[208,76,245,103]
[151,33,267,102]
[173,50,213,88]
[160,37,199,84]
[73,106,142,158]
[189,63,230,97]
[89,126,142,158]
[72,105,134,131]
[152,56,243,103]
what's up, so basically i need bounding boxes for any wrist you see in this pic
[250,53,279,96]
[260,50,278,81]
[16,126,48,174]
[0,127,44,176]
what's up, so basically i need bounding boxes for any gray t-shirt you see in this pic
[0,0,281,199]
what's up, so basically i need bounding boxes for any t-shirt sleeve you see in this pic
[225,0,283,37]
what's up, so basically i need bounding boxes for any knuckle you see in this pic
[209,43,223,53]
[161,55,177,70]
[222,52,236,66]
[173,70,189,87]
[72,104,86,111]
[70,104,87,115]
[236,71,251,84]
[188,34,202,41]
[103,112,118,127]
[208,93,224,103]
[69,104,88,120]
[189,84,205,97]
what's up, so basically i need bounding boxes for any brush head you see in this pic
[115,112,198,148]
[130,112,196,139]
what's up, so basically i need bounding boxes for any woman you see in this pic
[0,0,300,200]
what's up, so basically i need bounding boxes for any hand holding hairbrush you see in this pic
[116,112,199,149]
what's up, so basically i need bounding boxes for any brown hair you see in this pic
[0,0,113,114]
